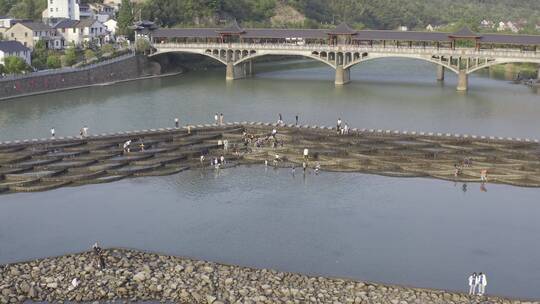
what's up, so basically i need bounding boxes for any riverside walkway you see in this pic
[1,122,540,193]
[137,21,540,90]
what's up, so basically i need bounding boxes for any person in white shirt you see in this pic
[50,128,55,138]
[303,148,309,160]
[214,113,219,125]
[468,272,476,295]
[123,140,131,153]
[478,272,487,295]
[174,118,179,128]
[82,126,89,137]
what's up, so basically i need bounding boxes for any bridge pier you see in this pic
[226,61,254,80]
[437,66,445,81]
[335,66,351,85]
[457,71,468,91]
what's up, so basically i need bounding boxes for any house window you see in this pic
[50,0,53,3]
[62,28,65,33]
[25,32,28,37]
[50,8,53,12]
[73,28,76,33]
[10,33,14,37]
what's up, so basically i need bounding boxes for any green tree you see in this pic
[117,0,134,37]
[0,64,6,75]
[135,38,151,54]
[84,49,96,61]
[31,40,48,70]
[101,44,115,55]
[46,54,61,69]
[0,0,16,16]
[63,44,78,67]
[4,56,30,74]
[8,0,45,20]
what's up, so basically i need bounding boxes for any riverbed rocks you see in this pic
[1,122,540,194]
[0,248,537,304]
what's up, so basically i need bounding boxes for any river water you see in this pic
[1,59,540,299]
[0,59,539,141]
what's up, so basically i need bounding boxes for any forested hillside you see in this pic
[1,0,539,32]
[140,0,540,31]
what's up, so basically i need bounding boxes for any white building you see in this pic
[104,19,117,36]
[43,0,80,21]
[55,18,109,47]
[0,41,31,66]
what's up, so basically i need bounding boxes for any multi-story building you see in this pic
[42,0,81,22]
[4,22,62,49]
[54,19,109,47]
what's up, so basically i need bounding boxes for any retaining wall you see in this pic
[0,55,161,100]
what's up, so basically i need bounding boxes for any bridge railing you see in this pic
[154,42,540,59]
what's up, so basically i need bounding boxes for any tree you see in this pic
[8,0,45,20]
[135,38,151,54]
[84,49,96,61]
[63,43,78,67]
[0,64,6,75]
[3,56,30,74]
[117,0,134,38]
[101,44,115,55]
[46,55,61,69]
[31,40,48,70]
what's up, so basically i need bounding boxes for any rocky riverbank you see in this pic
[0,248,535,304]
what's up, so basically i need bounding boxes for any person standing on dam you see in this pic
[468,272,476,295]
[214,113,219,125]
[478,272,487,295]
[50,127,55,138]
[174,118,179,128]
[295,114,299,126]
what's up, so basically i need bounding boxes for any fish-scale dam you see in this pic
[1,122,540,194]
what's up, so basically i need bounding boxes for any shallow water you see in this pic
[1,167,540,299]
[0,58,539,141]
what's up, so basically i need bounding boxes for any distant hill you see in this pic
[139,0,540,32]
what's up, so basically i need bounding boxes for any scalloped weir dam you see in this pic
[1,60,540,299]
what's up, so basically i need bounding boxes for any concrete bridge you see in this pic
[133,21,540,91]
[151,42,540,90]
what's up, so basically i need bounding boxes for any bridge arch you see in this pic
[344,55,460,74]
[467,58,540,74]
[150,50,229,66]
[233,52,337,69]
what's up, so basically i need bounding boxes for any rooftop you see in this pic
[16,22,53,31]
[148,25,540,45]
[0,40,30,53]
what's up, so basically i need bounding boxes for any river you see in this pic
[0,59,539,299]
[0,58,539,141]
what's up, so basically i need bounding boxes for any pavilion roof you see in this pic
[449,27,482,38]
[327,22,357,35]
[217,20,244,34]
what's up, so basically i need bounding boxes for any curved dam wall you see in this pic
[0,55,162,101]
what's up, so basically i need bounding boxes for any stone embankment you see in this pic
[0,55,162,100]
[0,248,536,304]
[1,122,540,194]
